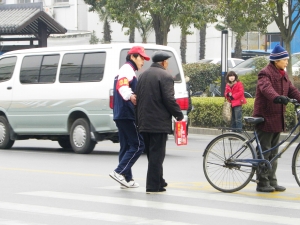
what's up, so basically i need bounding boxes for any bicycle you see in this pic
[209,83,253,98]
[203,98,300,193]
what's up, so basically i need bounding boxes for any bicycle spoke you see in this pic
[203,133,255,192]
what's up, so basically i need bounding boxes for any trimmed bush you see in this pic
[190,97,296,131]
[238,74,257,97]
[183,63,220,94]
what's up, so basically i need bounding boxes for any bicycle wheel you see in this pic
[203,133,256,193]
[244,92,253,98]
[292,144,300,186]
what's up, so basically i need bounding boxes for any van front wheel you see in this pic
[0,116,15,149]
[58,138,72,149]
[70,118,96,154]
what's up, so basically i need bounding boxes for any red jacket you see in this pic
[253,63,300,132]
[225,81,246,107]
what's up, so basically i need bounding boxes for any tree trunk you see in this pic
[129,27,135,43]
[283,40,293,82]
[151,14,163,44]
[163,29,168,46]
[151,13,170,45]
[234,37,242,58]
[103,18,111,43]
[180,29,187,64]
[199,23,206,60]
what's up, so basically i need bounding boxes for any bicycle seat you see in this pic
[244,117,264,124]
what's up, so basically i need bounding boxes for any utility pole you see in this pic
[221,30,228,96]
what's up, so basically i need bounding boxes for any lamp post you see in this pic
[221,30,228,97]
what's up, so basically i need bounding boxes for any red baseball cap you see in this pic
[128,46,150,61]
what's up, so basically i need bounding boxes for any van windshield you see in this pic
[120,49,182,82]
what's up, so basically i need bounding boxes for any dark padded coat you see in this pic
[253,63,300,132]
[136,63,183,133]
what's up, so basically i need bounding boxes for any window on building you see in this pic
[17,0,31,3]
[54,0,69,3]
[59,52,105,82]
[20,55,59,84]
[0,57,17,82]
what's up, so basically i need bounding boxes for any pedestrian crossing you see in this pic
[0,201,195,225]
[0,186,300,225]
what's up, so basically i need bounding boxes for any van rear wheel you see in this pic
[70,118,96,154]
[0,116,15,149]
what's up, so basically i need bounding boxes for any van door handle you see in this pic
[7,87,12,90]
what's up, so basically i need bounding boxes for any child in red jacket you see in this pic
[224,71,246,132]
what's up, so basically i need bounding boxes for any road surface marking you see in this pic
[19,191,300,225]
[98,186,300,208]
[0,218,45,225]
[0,201,198,225]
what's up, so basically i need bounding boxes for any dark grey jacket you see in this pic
[136,63,183,133]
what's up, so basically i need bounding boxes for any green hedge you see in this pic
[190,97,296,131]
[183,63,220,93]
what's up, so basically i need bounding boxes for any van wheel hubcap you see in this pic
[73,125,86,148]
[0,123,6,144]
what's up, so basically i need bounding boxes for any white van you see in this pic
[0,43,189,154]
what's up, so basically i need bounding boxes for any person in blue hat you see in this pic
[253,44,300,192]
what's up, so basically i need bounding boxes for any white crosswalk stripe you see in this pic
[18,190,300,225]
[0,218,46,225]
[98,186,300,210]
[0,201,197,225]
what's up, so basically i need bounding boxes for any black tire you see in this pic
[70,118,96,154]
[0,116,15,149]
[203,133,256,193]
[292,144,300,186]
[58,138,72,149]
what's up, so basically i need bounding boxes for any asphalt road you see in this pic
[0,134,299,225]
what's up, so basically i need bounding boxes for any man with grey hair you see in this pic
[136,51,183,193]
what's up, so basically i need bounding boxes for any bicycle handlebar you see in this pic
[288,98,297,103]
[286,98,300,108]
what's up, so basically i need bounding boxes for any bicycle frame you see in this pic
[228,103,300,171]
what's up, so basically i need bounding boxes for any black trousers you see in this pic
[256,129,280,187]
[142,132,168,190]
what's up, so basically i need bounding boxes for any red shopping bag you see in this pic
[174,120,187,146]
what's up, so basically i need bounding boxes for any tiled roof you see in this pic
[0,3,67,35]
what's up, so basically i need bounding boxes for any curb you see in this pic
[189,127,222,136]
[189,127,294,141]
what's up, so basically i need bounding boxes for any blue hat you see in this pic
[269,44,289,61]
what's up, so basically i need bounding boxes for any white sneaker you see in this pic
[109,171,130,187]
[120,180,139,189]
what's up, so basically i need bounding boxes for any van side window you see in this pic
[0,57,17,82]
[59,52,105,82]
[20,55,59,84]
